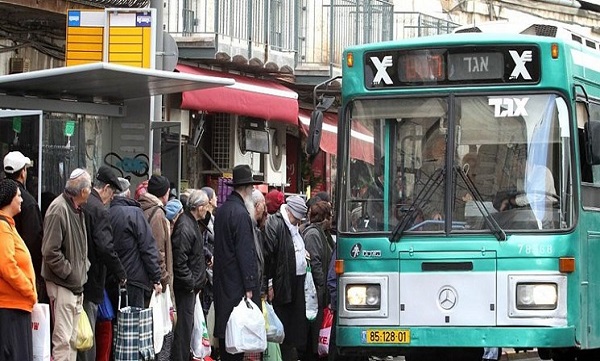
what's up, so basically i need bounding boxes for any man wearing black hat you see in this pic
[79,165,127,361]
[213,164,262,361]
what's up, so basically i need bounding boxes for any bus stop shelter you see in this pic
[0,62,234,202]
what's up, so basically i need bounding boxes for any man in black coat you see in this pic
[109,178,162,309]
[79,166,127,361]
[3,151,46,302]
[171,188,209,361]
[213,164,261,361]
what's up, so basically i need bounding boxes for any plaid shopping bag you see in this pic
[114,288,155,361]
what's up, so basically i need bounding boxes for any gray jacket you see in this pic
[41,194,90,294]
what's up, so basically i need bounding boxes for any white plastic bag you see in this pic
[190,293,211,358]
[32,303,51,361]
[150,285,173,353]
[304,266,318,321]
[225,297,267,354]
[263,300,285,344]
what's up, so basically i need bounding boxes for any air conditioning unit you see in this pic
[264,123,287,186]
[231,116,261,173]
[169,108,190,136]
[9,57,30,74]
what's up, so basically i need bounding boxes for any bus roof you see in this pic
[345,21,600,56]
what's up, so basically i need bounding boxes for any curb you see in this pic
[505,349,538,360]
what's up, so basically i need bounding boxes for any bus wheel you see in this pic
[577,348,600,361]
[549,348,576,361]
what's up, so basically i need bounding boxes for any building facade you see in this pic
[1,0,599,198]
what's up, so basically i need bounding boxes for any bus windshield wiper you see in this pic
[454,165,506,241]
[389,167,444,243]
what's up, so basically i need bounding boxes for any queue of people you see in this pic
[0,154,337,361]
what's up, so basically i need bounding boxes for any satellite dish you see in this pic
[271,129,283,170]
[162,32,179,72]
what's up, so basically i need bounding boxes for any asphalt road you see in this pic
[369,349,541,360]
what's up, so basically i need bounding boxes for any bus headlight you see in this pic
[516,283,558,310]
[346,284,381,310]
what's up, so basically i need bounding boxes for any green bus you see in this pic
[313,22,600,361]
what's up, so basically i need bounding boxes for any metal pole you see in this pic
[151,0,165,176]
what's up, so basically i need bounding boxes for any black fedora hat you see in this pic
[228,164,263,186]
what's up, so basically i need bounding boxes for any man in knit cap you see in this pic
[263,195,309,361]
[138,175,173,292]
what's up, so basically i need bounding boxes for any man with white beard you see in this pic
[213,165,262,361]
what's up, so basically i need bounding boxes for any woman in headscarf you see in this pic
[301,200,334,360]
[0,178,37,361]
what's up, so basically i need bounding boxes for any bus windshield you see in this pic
[341,93,572,234]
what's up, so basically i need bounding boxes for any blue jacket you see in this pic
[109,196,161,291]
[83,190,126,304]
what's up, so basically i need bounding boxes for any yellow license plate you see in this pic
[364,329,410,344]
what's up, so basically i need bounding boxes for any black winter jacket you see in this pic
[172,211,207,293]
[13,181,43,282]
[109,196,161,291]
[82,189,126,304]
[302,223,333,307]
[263,211,296,306]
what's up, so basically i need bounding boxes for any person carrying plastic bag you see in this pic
[226,297,267,354]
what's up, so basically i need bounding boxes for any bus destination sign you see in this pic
[364,46,540,88]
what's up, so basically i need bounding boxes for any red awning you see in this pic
[176,64,298,125]
[299,110,374,164]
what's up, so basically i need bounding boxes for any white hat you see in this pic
[3,151,33,174]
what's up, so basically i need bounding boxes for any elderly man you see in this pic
[42,168,92,361]
[109,177,162,308]
[213,165,262,361]
[172,189,209,361]
[263,195,308,361]
[78,166,127,361]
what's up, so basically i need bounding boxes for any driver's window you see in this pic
[580,101,600,210]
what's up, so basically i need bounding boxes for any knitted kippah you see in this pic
[0,179,18,209]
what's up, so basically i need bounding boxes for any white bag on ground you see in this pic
[150,285,173,353]
[31,303,51,361]
[263,301,285,344]
[207,301,217,347]
[304,266,318,321]
[191,294,211,358]
[225,297,267,354]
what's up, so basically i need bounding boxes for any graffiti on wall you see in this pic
[103,152,150,179]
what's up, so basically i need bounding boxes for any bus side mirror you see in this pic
[306,110,324,156]
[585,119,600,165]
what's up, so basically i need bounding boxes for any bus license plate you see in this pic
[364,329,410,344]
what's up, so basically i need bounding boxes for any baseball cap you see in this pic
[3,151,33,174]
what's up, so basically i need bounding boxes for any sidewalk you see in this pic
[504,348,538,360]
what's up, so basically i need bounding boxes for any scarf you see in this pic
[281,204,307,275]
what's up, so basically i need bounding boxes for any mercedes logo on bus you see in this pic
[438,286,458,310]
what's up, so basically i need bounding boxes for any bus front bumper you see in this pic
[336,325,576,348]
